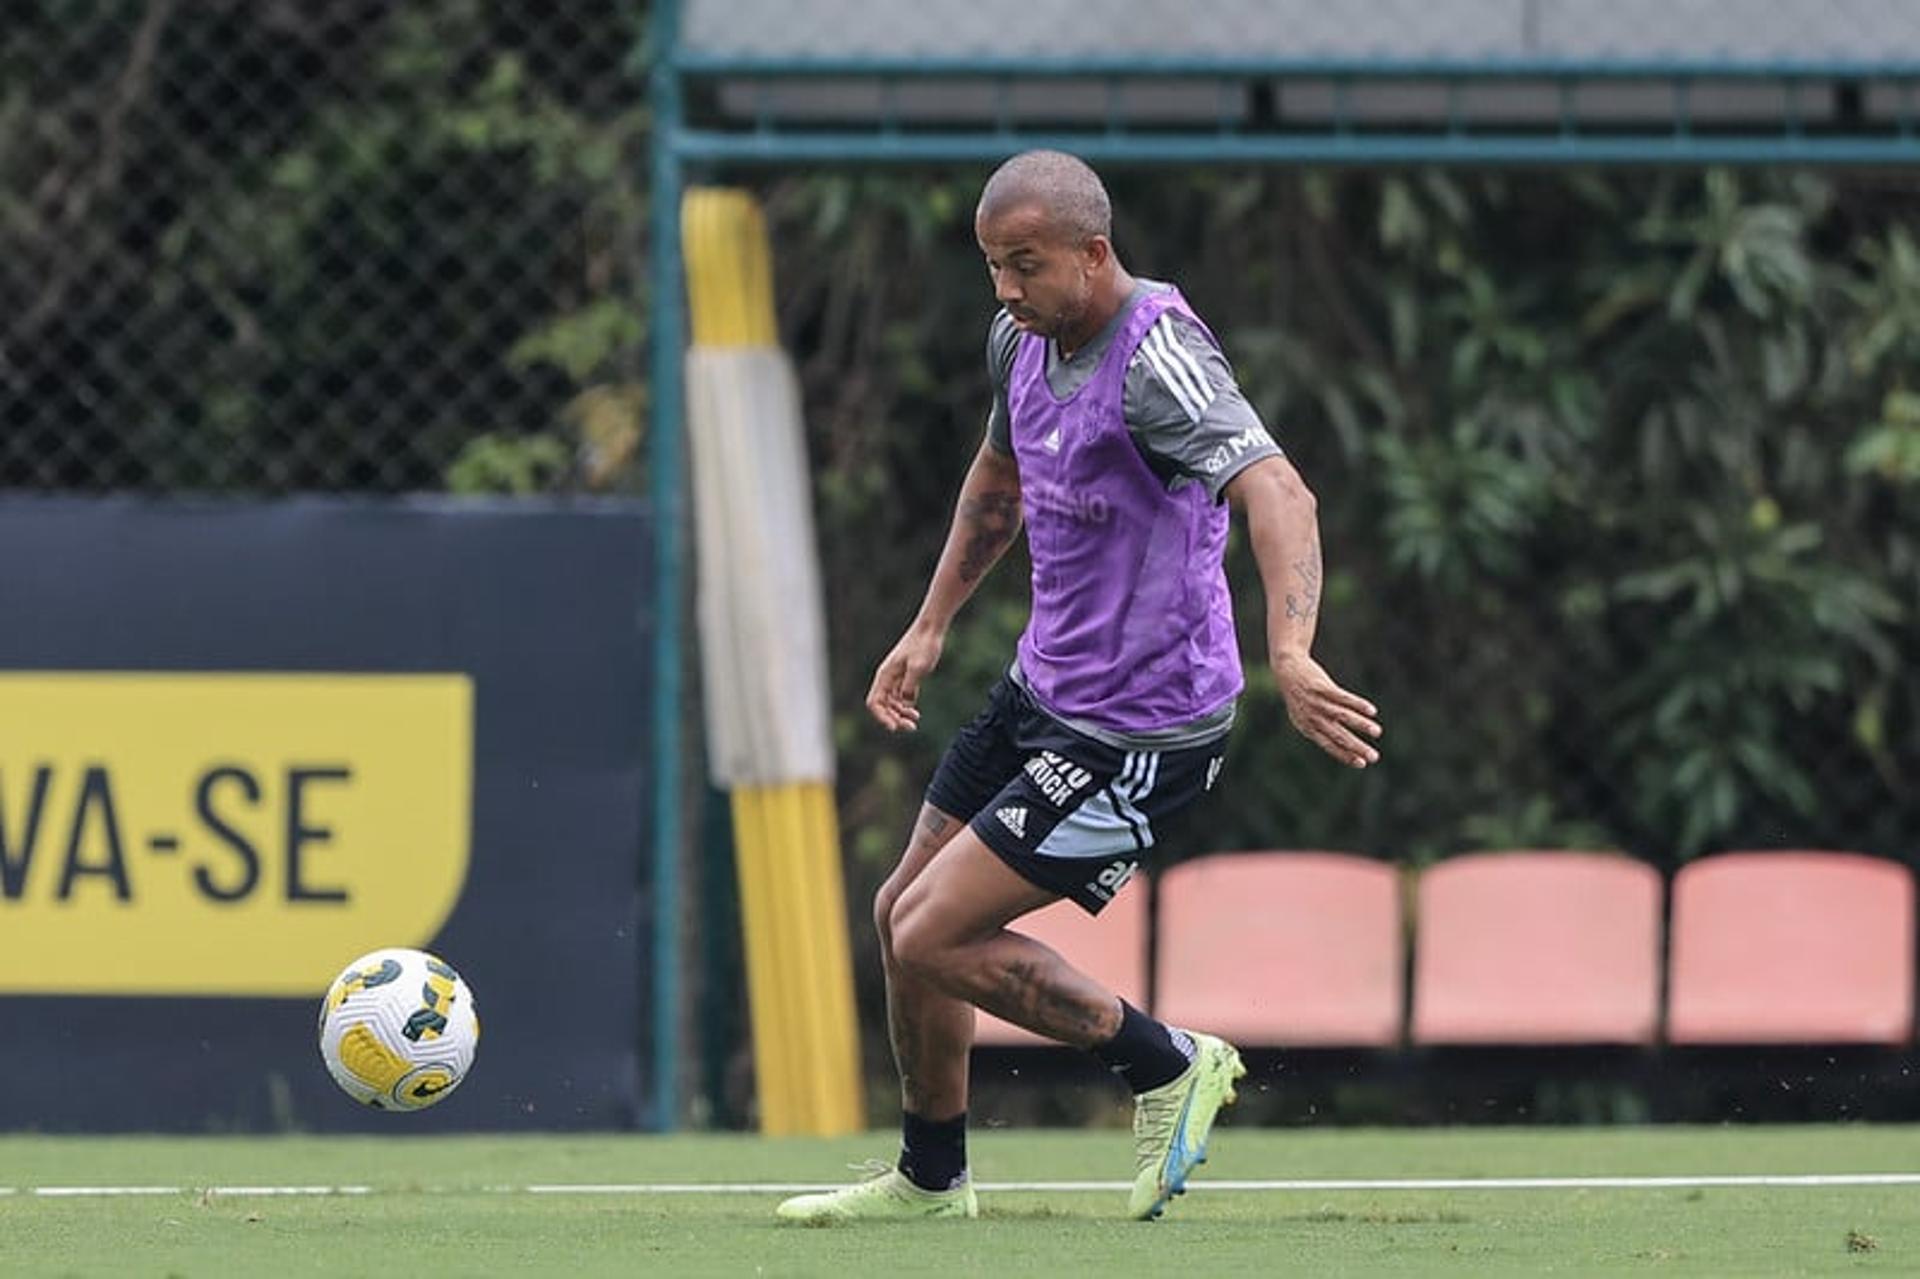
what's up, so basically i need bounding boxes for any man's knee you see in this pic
[872,878,901,953]
[887,891,948,982]
[873,845,923,954]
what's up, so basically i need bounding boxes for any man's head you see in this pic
[975,150,1120,342]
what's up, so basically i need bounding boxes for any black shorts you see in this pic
[925,674,1229,915]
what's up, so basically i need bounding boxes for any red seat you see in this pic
[1411,850,1661,1045]
[1155,852,1403,1047]
[1667,851,1915,1045]
[973,879,1149,1046]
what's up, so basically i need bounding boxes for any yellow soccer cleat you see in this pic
[776,1165,979,1224]
[1127,1032,1246,1221]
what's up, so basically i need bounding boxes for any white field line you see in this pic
[27,1186,373,1198]
[13,1174,1919,1198]
[522,1173,1920,1194]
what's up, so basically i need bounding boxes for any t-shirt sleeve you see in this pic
[984,309,1020,454]
[1124,311,1282,502]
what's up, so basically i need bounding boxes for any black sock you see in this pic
[898,1110,968,1191]
[1092,1000,1196,1094]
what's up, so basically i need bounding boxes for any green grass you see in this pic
[2,1125,1916,1277]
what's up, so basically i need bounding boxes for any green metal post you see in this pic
[647,0,686,1132]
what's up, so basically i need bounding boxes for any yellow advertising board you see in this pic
[0,673,472,995]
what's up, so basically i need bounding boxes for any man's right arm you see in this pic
[866,440,1023,732]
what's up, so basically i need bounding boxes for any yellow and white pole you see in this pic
[682,189,863,1136]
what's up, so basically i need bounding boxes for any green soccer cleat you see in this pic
[1127,1031,1247,1221]
[775,1165,979,1224]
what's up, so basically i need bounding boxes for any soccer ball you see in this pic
[318,947,480,1111]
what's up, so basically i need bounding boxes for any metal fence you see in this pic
[1,1,648,493]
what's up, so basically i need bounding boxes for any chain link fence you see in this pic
[1,0,647,494]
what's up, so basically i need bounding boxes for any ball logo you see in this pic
[400,1065,458,1101]
[0,673,473,996]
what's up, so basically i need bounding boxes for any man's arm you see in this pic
[866,440,1023,732]
[1224,454,1382,768]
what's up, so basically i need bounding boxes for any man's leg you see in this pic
[873,804,978,1189]
[774,803,982,1223]
[890,829,1245,1222]
[871,804,974,1118]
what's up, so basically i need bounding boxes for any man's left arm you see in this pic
[1124,311,1381,766]
[1224,456,1383,769]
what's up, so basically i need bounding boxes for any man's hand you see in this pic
[1274,651,1381,768]
[866,627,945,732]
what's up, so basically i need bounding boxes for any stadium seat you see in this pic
[1154,851,1404,1047]
[1411,850,1662,1046]
[973,878,1149,1047]
[1667,850,1916,1045]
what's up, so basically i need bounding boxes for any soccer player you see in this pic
[777,150,1382,1224]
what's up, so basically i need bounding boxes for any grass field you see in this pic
[3,1125,1916,1277]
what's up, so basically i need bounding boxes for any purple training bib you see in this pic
[1007,288,1243,732]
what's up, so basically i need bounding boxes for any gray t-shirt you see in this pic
[985,280,1281,503]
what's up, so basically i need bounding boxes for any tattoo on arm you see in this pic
[1284,525,1323,622]
[1285,558,1320,620]
[957,490,1022,583]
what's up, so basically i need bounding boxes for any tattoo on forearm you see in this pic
[957,490,1021,583]
[1285,535,1323,622]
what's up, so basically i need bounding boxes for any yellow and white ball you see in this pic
[318,947,480,1111]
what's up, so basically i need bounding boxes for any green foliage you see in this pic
[445,432,570,495]
[766,167,1917,879]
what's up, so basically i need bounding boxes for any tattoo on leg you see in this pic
[992,958,1110,1044]
[910,811,958,862]
[889,990,927,1109]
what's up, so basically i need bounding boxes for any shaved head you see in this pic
[974,149,1131,353]
[977,150,1111,246]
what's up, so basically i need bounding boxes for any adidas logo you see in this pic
[1041,426,1062,454]
[994,805,1028,838]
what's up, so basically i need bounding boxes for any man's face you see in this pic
[975,203,1101,340]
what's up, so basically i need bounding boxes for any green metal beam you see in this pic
[668,127,1920,167]
[647,0,687,1134]
[673,52,1920,80]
